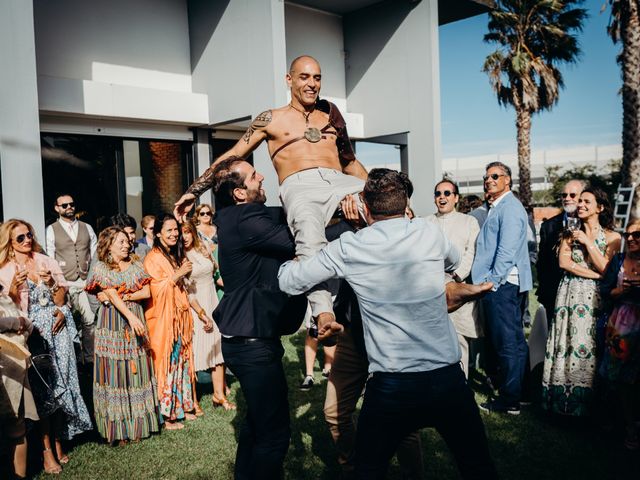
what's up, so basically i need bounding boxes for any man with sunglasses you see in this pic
[45,194,97,364]
[536,180,586,327]
[427,179,481,378]
[471,162,532,415]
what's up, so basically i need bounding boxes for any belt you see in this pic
[221,336,262,345]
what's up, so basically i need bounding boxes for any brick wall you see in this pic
[150,141,183,213]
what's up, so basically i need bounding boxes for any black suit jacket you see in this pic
[213,203,306,338]
[535,212,565,308]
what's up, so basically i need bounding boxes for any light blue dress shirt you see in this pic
[278,217,461,373]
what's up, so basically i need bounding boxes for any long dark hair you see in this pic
[582,187,614,231]
[152,213,184,268]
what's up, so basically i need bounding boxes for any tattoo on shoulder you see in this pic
[242,110,272,144]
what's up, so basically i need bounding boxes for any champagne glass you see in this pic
[566,217,581,247]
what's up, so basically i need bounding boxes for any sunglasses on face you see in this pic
[483,173,505,182]
[14,232,33,243]
[624,231,640,240]
[561,193,577,199]
[199,211,212,217]
[434,190,455,198]
[58,202,75,209]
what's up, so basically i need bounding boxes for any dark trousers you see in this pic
[482,283,528,407]
[222,338,291,480]
[354,364,497,480]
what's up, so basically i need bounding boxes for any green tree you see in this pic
[483,0,588,209]
[608,0,640,221]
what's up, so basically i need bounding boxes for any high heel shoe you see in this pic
[212,395,237,411]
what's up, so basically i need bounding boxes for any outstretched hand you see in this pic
[446,281,493,313]
[174,193,197,222]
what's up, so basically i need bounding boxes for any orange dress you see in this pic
[143,249,195,420]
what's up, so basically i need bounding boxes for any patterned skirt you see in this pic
[599,302,640,384]
[542,275,600,416]
[93,302,160,442]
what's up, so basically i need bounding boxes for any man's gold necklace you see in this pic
[289,103,322,143]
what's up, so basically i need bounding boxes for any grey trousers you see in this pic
[279,168,364,317]
[67,278,95,364]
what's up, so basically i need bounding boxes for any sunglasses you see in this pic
[199,211,212,217]
[434,190,455,198]
[58,202,75,209]
[624,231,640,240]
[14,232,33,243]
[561,193,578,199]
[483,173,505,182]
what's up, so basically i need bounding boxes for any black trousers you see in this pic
[222,338,291,480]
[355,364,498,480]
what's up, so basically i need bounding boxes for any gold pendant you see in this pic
[304,127,322,143]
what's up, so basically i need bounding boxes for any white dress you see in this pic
[186,248,224,370]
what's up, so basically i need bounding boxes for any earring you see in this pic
[107,252,113,263]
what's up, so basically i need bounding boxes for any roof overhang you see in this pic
[286,0,494,24]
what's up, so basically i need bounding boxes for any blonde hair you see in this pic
[627,219,640,230]
[141,215,155,229]
[182,220,214,263]
[194,204,214,226]
[0,219,43,267]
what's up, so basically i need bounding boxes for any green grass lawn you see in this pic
[25,325,639,479]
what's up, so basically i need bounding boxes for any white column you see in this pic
[194,128,214,207]
[0,0,45,238]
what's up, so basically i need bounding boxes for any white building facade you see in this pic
[0,0,491,238]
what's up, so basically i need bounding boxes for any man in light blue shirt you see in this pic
[279,169,497,479]
[472,161,532,416]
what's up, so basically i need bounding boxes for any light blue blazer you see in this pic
[471,192,533,293]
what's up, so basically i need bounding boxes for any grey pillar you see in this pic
[0,0,45,238]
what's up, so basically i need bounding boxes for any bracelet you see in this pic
[198,309,206,317]
[49,282,59,293]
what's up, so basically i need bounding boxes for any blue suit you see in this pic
[471,192,532,292]
[472,191,531,407]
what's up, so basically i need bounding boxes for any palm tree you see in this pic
[608,0,640,221]
[483,0,587,209]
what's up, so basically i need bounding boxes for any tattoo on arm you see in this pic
[186,167,216,198]
[242,110,272,144]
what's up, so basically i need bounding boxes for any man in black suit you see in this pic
[536,179,585,323]
[211,156,303,480]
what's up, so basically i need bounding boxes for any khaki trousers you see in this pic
[323,327,424,479]
[279,168,364,317]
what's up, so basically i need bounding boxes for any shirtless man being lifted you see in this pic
[174,55,368,335]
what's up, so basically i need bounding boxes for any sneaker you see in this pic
[322,368,331,378]
[479,400,520,416]
[300,375,314,391]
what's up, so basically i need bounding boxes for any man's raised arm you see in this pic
[174,110,272,220]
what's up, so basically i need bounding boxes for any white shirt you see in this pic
[45,219,98,259]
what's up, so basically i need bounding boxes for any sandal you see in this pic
[163,421,184,431]
[43,448,62,475]
[194,405,205,417]
[212,395,237,411]
[184,412,198,421]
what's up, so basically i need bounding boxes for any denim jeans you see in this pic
[354,364,497,480]
[222,339,290,480]
[482,282,528,406]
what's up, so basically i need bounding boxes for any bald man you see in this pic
[536,179,586,324]
[175,55,368,333]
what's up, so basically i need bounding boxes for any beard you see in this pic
[563,204,577,214]
[246,187,267,204]
[60,209,76,219]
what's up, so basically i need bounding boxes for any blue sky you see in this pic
[439,0,622,158]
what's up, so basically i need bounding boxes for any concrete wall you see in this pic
[284,4,346,100]
[34,0,208,124]
[189,0,288,204]
[344,0,442,215]
[0,0,45,237]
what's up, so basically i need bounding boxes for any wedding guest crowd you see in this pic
[2,158,639,480]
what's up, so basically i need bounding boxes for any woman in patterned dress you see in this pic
[182,220,235,411]
[85,227,160,444]
[599,219,640,448]
[542,188,621,416]
[144,214,212,430]
[0,219,92,474]
[194,204,217,253]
